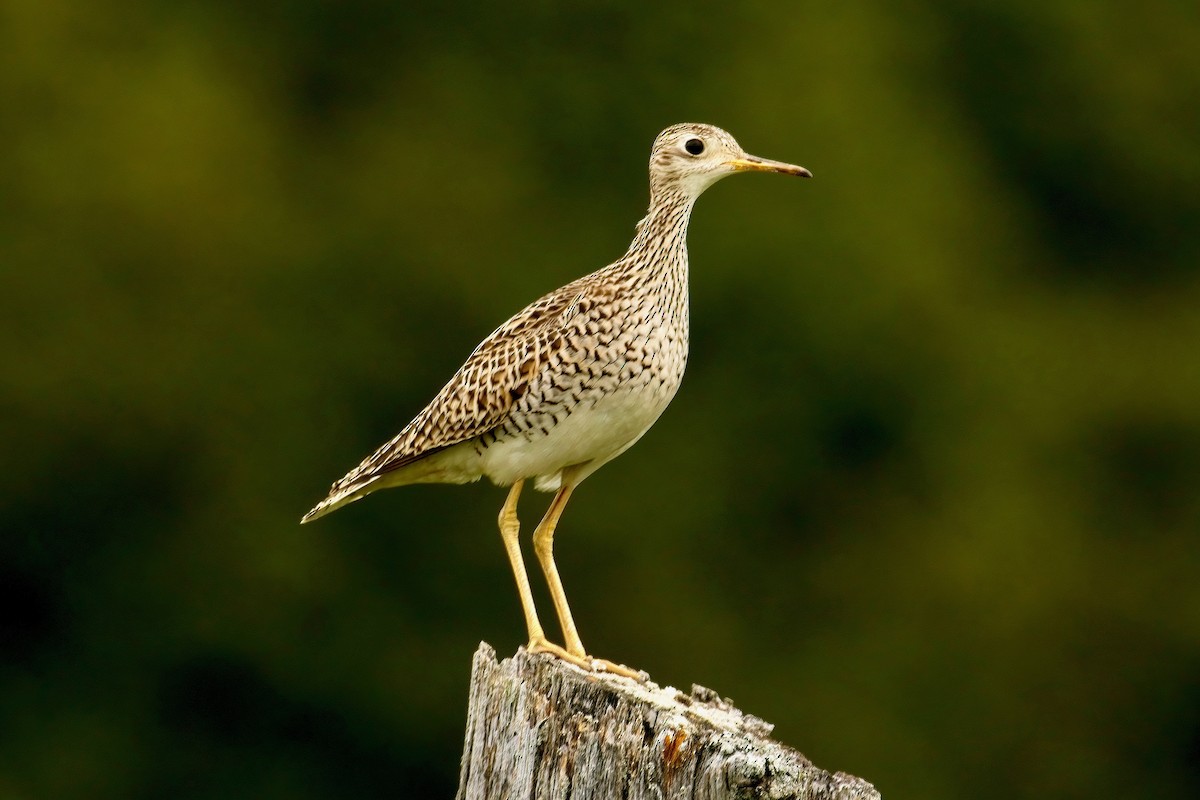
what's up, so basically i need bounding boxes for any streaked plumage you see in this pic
[303,123,809,675]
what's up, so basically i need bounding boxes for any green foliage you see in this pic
[2,1,1198,798]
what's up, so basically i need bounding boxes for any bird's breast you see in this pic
[474,290,688,488]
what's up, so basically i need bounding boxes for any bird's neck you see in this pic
[625,189,695,281]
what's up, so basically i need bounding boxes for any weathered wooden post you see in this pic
[457,643,880,800]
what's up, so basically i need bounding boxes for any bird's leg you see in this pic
[531,485,585,656]
[497,480,547,644]
[532,485,644,681]
[497,480,592,671]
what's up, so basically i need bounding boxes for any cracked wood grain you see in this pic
[456,642,881,800]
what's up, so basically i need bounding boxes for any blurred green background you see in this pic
[3,1,1199,798]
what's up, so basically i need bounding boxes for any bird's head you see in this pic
[648,123,811,201]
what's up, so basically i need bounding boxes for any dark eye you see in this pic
[684,138,705,155]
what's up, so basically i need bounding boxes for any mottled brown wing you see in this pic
[325,280,588,494]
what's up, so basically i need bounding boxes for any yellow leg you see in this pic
[531,485,644,680]
[497,480,546,643]
[497,480,593,671]
[532,485,586,656]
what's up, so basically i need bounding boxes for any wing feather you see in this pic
[322,280,589,497]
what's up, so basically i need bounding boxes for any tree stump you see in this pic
[456,642,880,800]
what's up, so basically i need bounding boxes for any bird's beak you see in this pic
[725,155,812,178]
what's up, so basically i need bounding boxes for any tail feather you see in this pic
[301,439,479,524]
[300,477,381,524]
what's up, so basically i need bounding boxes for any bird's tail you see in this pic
[301,441,473,524]
[300,477,382,524]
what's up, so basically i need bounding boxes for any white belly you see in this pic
[479,386,676,490]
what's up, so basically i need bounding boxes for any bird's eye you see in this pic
[684,138,705,156]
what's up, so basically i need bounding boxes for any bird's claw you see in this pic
[587,657,646,681]
[525,639,645,682]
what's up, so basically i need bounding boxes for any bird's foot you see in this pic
[526,637,594,670]
[525,638,646,681]
[586,657,645,681]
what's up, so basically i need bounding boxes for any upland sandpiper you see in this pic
[303,123,809,676]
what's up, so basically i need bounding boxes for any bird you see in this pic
[303,123,810,677]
